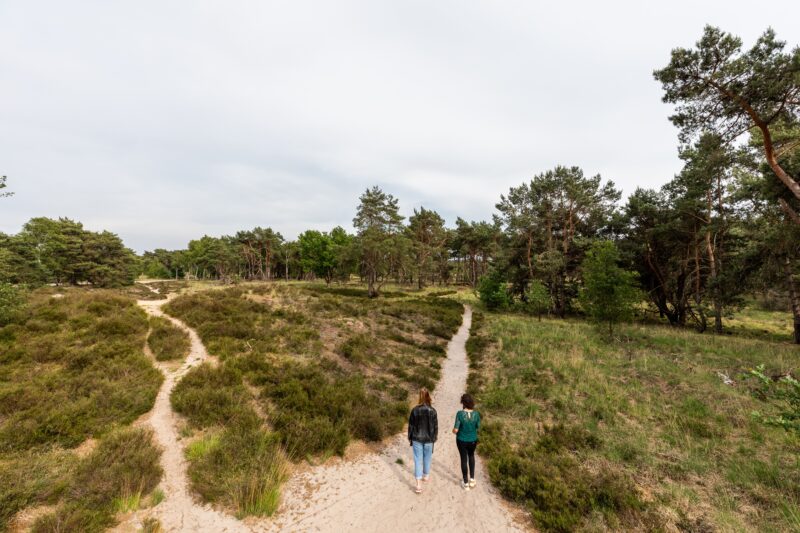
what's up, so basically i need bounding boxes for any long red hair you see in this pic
[418,387,432,406]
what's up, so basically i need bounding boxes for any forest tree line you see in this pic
[1,26,798,339]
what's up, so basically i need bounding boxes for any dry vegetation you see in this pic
[0,289,163,532]
[468,308,800,532]
[162,282,463,516]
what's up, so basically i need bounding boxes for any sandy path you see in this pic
[255,305,527,533]
[117,300,526,533]
[125,297,247,533]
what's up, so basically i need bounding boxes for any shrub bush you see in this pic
[0,290,161,451]
[477,271,511,310]
[0,449,74,530]
[148,316,190,361]
[171,364,250,429]
[33,428,162,533]
[337,333,375,363]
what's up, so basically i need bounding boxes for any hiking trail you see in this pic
[256,305,527,533]
[114,295,245,532]
[119,299,527,532]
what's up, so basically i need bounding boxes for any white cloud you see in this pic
[1,0,797,251]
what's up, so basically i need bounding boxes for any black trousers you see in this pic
[456,439,477,483]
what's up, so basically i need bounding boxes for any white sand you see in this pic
[115,299,528,533]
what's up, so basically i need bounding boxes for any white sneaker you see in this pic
[461,481,470,491]
[469,479,476,488]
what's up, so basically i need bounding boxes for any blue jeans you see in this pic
[412,441,433,479]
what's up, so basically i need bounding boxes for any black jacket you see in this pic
[408,404,438,444]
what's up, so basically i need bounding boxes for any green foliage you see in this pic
[654,26,799,147]
[495,165,621,313]
[147,315,190,361]
[352,186,406,297]
[487,432,642,532]
[750,364,800,434]
[32,428,162,533]
[579,240,640,334]
[407,207,448,288]
[0,175,12,198]
[138,248,186,279]
[254,360,401,456]
[186,413,287,518]
[297,227,353,284]
[171,364,250,429]
[524,279,549,319]
[0,282,25,325]
[477,270,510,310]
[1,217,137,287]
[337,333,375,364]
[0,290,161,451]
[451,218,500,287]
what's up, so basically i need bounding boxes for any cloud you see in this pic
[1,0,797,251]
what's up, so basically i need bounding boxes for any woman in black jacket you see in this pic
[408,387,438,494]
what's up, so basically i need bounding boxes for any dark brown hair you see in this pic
[460,393,475,410]
[418,387,432,406]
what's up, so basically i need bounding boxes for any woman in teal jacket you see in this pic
[452,393,481,490]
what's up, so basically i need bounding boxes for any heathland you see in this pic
[1,281,798,533]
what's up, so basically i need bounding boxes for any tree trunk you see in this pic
[526,234,533,279]
[784,257,800,344]
[367,263,378,298]
[706,192,722,334]
[694,241,707,333]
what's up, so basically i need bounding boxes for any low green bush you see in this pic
[148,316,190,361]
[32,427,162,533]
[0,290,161,452]
[171,364,250,429]
[337,333,375,363]
[477,270,511,310]
[0,449,75,530]
[487,428,642,533]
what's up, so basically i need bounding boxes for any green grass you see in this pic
[186,432,222,461]
[468,309,800,532]
[148,316,190,361]
[185,412,287,518]
[148,487,165,507]
[726,302,796,342]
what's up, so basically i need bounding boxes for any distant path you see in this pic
[119,295,246,533]
[256,305,527,533]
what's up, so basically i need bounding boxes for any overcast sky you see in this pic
[1,1,798,252]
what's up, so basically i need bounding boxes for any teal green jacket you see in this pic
[454,410,481,442]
